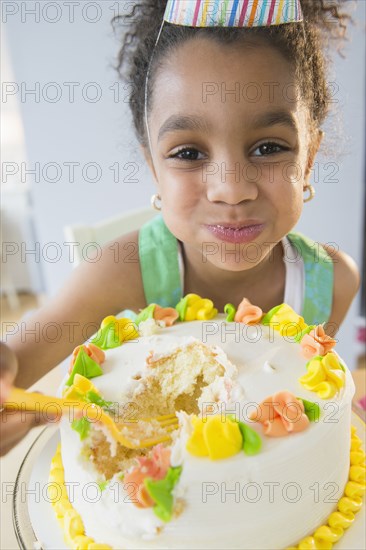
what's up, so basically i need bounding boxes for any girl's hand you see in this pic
[0,342,59,456]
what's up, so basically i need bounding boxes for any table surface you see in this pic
[1,367,365,550]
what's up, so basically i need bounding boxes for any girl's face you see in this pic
[145,37,319,271]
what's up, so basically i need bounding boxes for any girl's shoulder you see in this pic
[70,229,147,313]
[321,243,360,332]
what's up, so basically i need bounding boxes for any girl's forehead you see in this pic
[151,37,304,127]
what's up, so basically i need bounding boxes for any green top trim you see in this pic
[138,215,182,308]
[287,232,333,325]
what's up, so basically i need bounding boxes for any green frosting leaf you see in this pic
[97,480,108,492]
[298,398,321,422]
[175,296,189,321]
[144,466,182,522]
[293,325,315,343]
[261,304,284,325]
[135,304,156,325]
[224,303,236,322]
[227,415,262,455]
[91,322,122,350]
[66,347,103,386]
[71,416,91,440]
[307,355,323,365]
[85,390,114,411]
[238,422,262,455]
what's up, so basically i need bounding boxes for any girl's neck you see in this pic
[181,240,286,313]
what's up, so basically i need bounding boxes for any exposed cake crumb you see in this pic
[84,341,241,483]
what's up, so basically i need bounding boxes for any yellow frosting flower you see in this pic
[101,315,139,342]
[186,416,208,456]
[186,415,242,460]
[176,294,218,321]
[299,353,345,399]
[265,304,308,337]
[63,374,99,400]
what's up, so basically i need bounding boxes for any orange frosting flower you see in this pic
[249,391,309,437]
[123,444,171,508]
[153,305,179,327]
[234,298,263,325]
[68,343,105,373]
[300,325,337,359]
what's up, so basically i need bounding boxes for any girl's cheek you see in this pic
[261,160,304,193]
[162,175,203,204]
[168,194,201,216]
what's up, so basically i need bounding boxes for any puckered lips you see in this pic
[203,220,266,244]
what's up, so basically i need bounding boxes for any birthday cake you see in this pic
[49,296,365,549]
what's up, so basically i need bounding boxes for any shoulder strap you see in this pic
[287,232,334,325]
[138,215,183,307]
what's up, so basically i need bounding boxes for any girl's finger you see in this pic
[0,343,18,404]
[0,409,61,456]
[1,408,61,427]
[0,378,11,403]
[0,342,18,381]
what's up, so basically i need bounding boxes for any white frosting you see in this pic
[138,318,165,336]
[60,316,355,549]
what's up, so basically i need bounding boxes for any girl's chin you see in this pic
[198,239,271,270]
[202,252,267,272]
[215,262,263,273]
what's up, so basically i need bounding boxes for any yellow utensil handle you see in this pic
[4,387,85,414]
[4,388,175,450]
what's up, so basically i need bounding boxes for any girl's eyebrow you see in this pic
[158,115,210,142]
[158,109,298,142]
[251,110,298,132]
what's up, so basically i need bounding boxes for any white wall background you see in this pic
[2,1,365,366]
[2,1,156,296]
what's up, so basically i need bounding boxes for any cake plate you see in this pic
[13,414,366,550]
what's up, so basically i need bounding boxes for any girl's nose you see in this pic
[205,159,259,205]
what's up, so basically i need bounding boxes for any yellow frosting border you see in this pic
[50,426,365,550]
[49,443,112,549]
[288,425,366,550]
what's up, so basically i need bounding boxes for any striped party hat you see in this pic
[164,0,303,27]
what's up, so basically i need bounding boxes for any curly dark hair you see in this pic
[112,1,352,148]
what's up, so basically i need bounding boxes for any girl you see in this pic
[0,0,360,454]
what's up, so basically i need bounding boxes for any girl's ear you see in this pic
[305,129,324,179]
[140,145,158,184]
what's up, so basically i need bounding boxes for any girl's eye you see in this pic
[252,142,289,157]
[169,143,289,161]
[169,147,205,161]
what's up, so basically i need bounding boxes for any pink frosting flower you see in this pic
[300,324,337,359]
[153,305,179,327]
[234,298,263,325]
[249,391,309,437]
[123,444,171,508]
